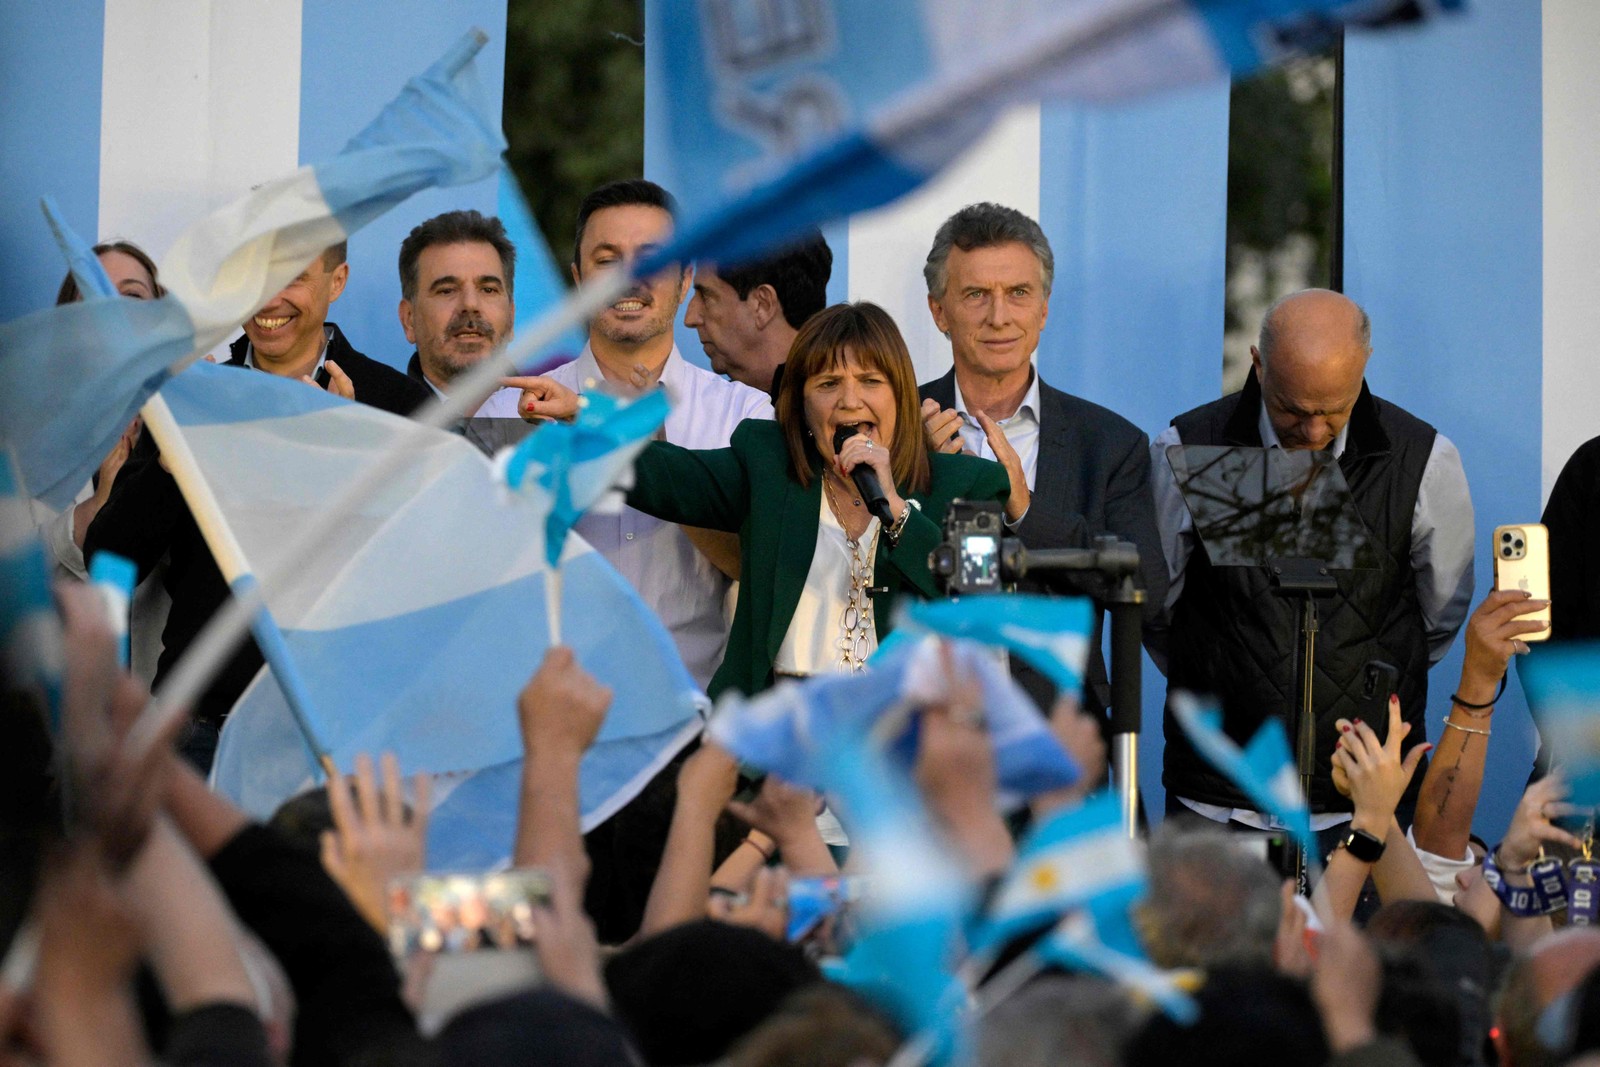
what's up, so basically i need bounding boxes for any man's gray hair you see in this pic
[979,975,1144,1067]
[1137,820,1283,971]
[923,202,1054,299]
[1257,288,1373,364]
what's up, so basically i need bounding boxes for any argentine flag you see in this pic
[0,29,504,511]
[708,636,1079,799]
[1170,691,1314,855]
[901,595,1094,698]
[174,362,705,870]
[645,0,1463,270]
[973,791,1145,954]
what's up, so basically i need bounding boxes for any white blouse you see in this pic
[773,490,880,675]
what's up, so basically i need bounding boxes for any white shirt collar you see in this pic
[242,325,332,378]
[952,360,1041,427]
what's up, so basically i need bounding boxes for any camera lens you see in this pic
[1501,547,1512,557]
[975,513,992,531]
[1501,532,1514,543]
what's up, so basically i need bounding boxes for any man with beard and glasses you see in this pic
[396,209,526,417]
[543,178,772,692]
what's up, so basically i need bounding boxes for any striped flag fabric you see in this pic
[900,595,1094,698]
[643,0,1463,272]
[1169,691,1314,855]
[972,791,1144,954]
[823,730,973,1066]
[0,29,504,510]
[169,361,705,869]
[497,388,670,568]
[708,636,1080,799]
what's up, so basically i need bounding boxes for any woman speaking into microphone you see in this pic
[624,301,1010,699]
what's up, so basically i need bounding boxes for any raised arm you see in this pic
[626,437,751,532]
[1412,589,1548,859]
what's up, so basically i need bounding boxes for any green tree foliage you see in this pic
[503,0,646,270]
[1225,56,1335,330]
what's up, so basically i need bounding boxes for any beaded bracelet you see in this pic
[1443,717,1491,738]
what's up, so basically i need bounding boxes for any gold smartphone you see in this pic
[1492,523,1552,641]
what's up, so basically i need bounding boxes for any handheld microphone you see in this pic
[832,424,895,526]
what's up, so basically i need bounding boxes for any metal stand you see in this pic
[1014,536,1145,838]
[1271,557,1338,894]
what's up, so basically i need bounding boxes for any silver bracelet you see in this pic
[1443,717,1491,738]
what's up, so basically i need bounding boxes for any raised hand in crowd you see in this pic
[917,398,1030,522]
[1487,773,1585,952]
[528,856,609,1011]
[1413,589,1550,862]
[1308,923,1386,1058]
[513,646,611,875]
[914,646,1014,880]
[57,580,183,867]
[1030,694,1108,820]
[638,741,740,938]
[920,397,965,456]
[320,752,432,933]
[30,842,151,1067]
[727,773,836,879]
[1317,695,1431,922]
[707,866,790,943]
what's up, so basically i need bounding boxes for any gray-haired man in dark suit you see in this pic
[918,202,1168,717]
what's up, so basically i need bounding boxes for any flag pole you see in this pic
[123,269,631,761]
[140,394,334,780]
[545,565,563,646]
[127,0,1186,760]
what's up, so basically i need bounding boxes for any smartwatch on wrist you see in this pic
[1331,827,1387,863]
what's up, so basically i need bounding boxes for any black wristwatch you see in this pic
[1331,827,1387,863]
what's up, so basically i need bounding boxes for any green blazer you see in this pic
[626,419,1011,699]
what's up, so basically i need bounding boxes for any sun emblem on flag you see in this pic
[1030,863,1060,893]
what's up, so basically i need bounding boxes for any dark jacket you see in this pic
[626,418,1011,699]
[1163,368,1437,812]
[920,369,1168,714]
[84,325,430,745]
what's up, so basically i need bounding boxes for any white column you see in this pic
[846,103,1042,385]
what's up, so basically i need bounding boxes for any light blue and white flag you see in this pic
[0,29,504,510]
[175,361,705,869]
[709,636,1079,799]
[1037,902,1200,1024]
[1520,645,1600,808]
[1170,691,1313,855]
[0,452,62,730]
[902,595,1094,698]
[41,196,118,301]
[498,388,670,568]
[644,0,1463,271]
[824,730,972,1066]
[972,791,1144,954]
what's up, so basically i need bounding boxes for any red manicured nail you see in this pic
[1335,739,1343,749]
[1340,724,1351,733]
[1354,718,1363,725]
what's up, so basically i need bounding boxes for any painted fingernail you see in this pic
[1340,724,1351,733]
[1354,718,1362,725]
[1335,739,1343,749]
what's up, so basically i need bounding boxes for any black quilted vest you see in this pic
[1163,369,1437,812]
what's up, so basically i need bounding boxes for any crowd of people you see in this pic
[6,168,1600,1067]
